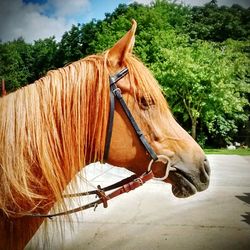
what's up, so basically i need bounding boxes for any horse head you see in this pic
[105,20,210,198]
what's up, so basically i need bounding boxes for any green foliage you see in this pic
[89,17,132,53]
[56,24,84,66]
[0,37,58,91]
[30,37,58,80]
[0,0,249,147]
[151,36,249,144]
[0,38,33,91]
[186,1,250,42]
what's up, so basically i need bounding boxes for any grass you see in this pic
[204,148,250,156]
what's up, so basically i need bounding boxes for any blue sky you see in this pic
[0,0,249,43]
[23,0,132,23]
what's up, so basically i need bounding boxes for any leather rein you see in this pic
[26,68,173,219]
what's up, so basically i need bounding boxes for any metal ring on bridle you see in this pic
[147,155,172,181]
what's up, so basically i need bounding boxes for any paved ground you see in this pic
[27,155,250,250]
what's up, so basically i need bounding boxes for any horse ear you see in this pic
[108,19,137,67]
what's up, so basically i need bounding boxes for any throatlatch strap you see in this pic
[104,68,129,161]
[103,89,115,160]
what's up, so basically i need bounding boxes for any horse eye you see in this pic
[141,97,148,106]
[139,96,151,110]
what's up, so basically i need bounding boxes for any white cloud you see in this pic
[0,0,90,43]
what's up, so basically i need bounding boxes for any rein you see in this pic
[28,171,154,218]
[25,68,173,218]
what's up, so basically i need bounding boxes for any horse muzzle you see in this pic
[167,157,211,198]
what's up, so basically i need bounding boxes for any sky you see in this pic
[0,0,249,43]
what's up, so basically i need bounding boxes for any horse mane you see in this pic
[0,54,111,217]
[0,52,167,217]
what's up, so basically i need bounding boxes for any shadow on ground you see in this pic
[236,193,250,225]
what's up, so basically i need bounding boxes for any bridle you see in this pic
[104,67,174,181]
[104,67,158,162]
[25,68,174,219]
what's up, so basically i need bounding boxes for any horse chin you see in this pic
[168,170,198,198]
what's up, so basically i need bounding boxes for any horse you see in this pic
[0,20,210,249]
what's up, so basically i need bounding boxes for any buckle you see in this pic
[112,87,122,98]
[96,185,108,208]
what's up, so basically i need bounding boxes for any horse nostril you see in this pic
[199,158,211,184]
[204,158,211,176]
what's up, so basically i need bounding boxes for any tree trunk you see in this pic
[191,120,197,139]
[1,79,6,96]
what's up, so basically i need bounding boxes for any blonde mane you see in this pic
[0,52,167,218]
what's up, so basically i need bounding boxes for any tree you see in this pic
[186,1,250,42]
[151,36,249,145]
[86,0,190,58]
[30,37,58,81]
[56,24,83,66]
[0,38,33,91]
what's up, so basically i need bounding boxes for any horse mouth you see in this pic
[168,168,198,198]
